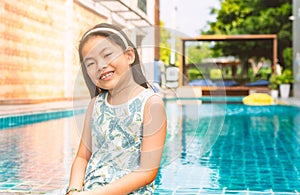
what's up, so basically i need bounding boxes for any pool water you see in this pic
[0,114,82,193]
[155,101,300,194]
[0,102,300,194]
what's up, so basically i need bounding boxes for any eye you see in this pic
[86,62,95,67]
[84,60,96,68]
[103,52,112,58]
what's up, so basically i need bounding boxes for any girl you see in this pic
[66,23,167,195]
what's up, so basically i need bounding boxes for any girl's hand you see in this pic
[66,189,85,195]
[68,192,82,195]
[73,191,89,195]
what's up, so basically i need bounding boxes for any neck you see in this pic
[108,70,144,104]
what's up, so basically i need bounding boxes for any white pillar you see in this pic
[64,0,73,98]
[293,0,300,97]
[170,0,177,65]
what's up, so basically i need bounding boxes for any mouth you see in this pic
[99,71,114,80]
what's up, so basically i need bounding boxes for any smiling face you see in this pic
[81,36,135,92]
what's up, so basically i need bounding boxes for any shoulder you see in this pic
[144,93,165,116]
[141,88,164,107]
[87,92,108,110]
[145,93,164,105]
[142,93,167,137]
[95,92,107,102]
[85,97,97,116]
[88,96,97,107]
[91,92,107,107]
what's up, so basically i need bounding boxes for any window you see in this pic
[138,0,147,14]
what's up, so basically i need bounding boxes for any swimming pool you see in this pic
[0,109,84,194]
[155,100,300,194]
[0,101,299,194]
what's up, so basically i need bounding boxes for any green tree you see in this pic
[204,0,292,73]
[186,42,215,64]
[159,22,182,66]
[159,21,171,65]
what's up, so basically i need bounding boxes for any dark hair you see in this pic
[79,23,149,98]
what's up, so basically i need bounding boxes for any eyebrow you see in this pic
[83,57,94,63]
[83,47,111,63]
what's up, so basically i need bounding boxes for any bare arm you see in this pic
[67,98,94,192]
[77,95,167,195]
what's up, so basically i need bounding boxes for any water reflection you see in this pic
[0,115,83,192]
[156,101,225,191]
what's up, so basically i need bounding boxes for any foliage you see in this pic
[188,68,203,81]
[186,42,215,64]
[210,69,223,79]
[268,73,278,89]
[277,69,293,84]
[260,67,272,80]
[248,67,272,82]
[204,0,292,75]
[268,69,293,90]
[159,21,171,65]
[282,47,292,69]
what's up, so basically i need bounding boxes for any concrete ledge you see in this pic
[176,86,202,98]
[0,99,89,116]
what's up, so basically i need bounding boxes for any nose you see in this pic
[96,59,107,71]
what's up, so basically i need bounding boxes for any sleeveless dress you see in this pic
[82,88,157,194]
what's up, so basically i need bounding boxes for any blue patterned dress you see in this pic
[82,88,157,194]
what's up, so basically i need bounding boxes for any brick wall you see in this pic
[0,0,106,104]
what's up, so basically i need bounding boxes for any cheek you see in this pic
[114,65,130,76]
[86,69,96,81]
[117,59,131,72]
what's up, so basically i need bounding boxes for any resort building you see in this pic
[0,0,157,104]
[293,0,300,98]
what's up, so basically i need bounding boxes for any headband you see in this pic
[82,27,129,49]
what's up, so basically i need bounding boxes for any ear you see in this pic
[125,47,135,64]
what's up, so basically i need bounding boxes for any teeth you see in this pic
[101,72,113,80]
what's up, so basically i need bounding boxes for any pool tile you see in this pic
[174,188,201,194]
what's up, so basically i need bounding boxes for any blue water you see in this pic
[155,101,300,194]
[0,102,300,194]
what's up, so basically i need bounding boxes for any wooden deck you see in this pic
[201,86,270,96]
[163,86,270,98]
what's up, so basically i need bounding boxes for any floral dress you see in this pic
[83,89,157,194]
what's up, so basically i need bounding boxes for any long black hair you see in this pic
[78,23,150,98]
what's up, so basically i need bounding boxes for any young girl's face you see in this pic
[82,35,135,91]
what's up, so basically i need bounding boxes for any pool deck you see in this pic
[282,97,300,106]
[0,99,90,117]
[1,97,300,117]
